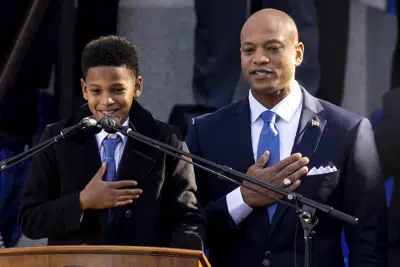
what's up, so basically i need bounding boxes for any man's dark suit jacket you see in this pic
[18,101,205,250]
[186,88,387,267]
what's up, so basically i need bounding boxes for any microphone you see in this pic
[60,116,99,136]
[98,116,122,134]
[79,116,102,135]
[97,117,358,226]
[0,116,99,172]
[80,116,99,127]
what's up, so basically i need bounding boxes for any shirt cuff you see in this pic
[226,187,253,225]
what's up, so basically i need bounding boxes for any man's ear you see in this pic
[295,42,304,67]
[134,76,143,98]
[81,79,88,100]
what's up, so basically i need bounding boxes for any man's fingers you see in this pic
[110,180,138,188]
[291,166,309,181]
[254,151,270,168]
[270,153,303,173]
[116,189,143,197]
[275,157,309,180]
[286,180,301,192]
[279,166,308,188]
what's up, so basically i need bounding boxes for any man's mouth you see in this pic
[250,69,274,78]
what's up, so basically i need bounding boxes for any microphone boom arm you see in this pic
[0,117,97,172]
[99,120,358,226]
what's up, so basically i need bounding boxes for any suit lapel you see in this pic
[109,101,158,227]
[81,137,102,185]
[117,100,158,183]
[228,98,255,175]
[269,88,327,234]
[62,129,102,190]
[117,139,156,184]
[227,99,272,244]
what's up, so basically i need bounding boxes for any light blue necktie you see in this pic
[103,135,122,244]
[103,135,122,230]
[103,135,122,182]
[256,110,280,223]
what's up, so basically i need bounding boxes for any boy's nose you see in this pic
[101,95,115,105]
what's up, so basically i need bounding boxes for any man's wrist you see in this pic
[227,187,253,225]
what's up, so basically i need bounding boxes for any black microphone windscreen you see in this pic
[101,117,122,134]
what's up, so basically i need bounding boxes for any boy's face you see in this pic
[81,66,142,122]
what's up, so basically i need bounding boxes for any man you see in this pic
[18,36,204,249]
[186,9,387,267]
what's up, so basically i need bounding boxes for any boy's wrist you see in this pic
[79,190,90,211]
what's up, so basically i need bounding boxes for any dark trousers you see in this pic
[193,0,320,109]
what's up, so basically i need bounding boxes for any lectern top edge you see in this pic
[0,245,203,257]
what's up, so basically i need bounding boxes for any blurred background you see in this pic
[0,0,398,255]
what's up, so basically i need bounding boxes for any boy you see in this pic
[18,36,205,249]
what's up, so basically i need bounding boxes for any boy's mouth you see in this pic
[98,109,119,117]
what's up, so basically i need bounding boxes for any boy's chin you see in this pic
[101,115,129,124]
[91,110,129,122]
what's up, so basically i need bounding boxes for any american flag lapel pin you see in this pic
[311,119,320,127]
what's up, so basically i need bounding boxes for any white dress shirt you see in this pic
[226,81,303,225]
[95,119,129,171]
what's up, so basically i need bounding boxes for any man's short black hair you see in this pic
[81,35,139,77]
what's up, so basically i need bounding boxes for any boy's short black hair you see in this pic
[81,35,139,77]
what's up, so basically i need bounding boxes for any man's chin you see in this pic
[251,86,280,95]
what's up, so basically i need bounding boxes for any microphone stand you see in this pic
[99,120,359,267]
[0,117,97,172]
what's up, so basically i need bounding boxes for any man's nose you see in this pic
[252,49,269,64]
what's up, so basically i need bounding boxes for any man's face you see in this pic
[240,20,303,94]
[81,66,143,122]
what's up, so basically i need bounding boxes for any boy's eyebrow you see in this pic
[87,82,127,87]
[87,83,101,87]
[110,82,126,86]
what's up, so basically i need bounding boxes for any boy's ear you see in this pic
[81,79,88,100]
[133,76,143,98]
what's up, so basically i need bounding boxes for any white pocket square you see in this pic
[307,166,337,176]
